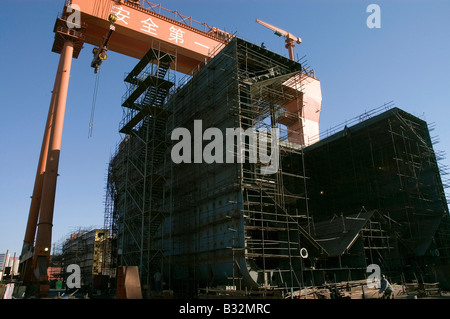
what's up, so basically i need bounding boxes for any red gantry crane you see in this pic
[256,19,302,61]
[19,0,232,296]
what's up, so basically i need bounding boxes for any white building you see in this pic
[0,251,19,281]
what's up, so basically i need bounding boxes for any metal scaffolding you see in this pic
[104,37,322,296]
[103,37,450,296]
[304,105,450,284]
[107,41,177,294]
[51,227,111,290]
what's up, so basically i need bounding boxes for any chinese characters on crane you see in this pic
[112,5,186,45]
[141,18,159,35]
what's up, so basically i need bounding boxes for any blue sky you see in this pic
[1,0,449,256]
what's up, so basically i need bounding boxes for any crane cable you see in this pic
[88,65,101,138]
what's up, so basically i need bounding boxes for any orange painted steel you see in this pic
[20,40,75,290]
[35,40,73,257]
[20,0,232,290]
[22,57,63,255]
[20,0,321,293]
[66,0,231,73]
[254,19,322,146]
[30,40,75,287]
[19,53,65,286]
[279,74,322,146]
[20,17,86,288]
[256,19,302,61]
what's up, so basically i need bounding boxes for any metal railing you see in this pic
[307,100,395,145]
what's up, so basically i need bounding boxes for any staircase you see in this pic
[119,48,175,285]
[120,50,174,134]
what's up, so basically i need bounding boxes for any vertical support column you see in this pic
[285,38,295,61]
[22,53,65,257]
[19,54,65,285]
[33,40,74,282]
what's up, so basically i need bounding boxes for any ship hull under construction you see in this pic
[104,38,450,297]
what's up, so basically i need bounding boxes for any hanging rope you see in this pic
[88,66,101,138]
